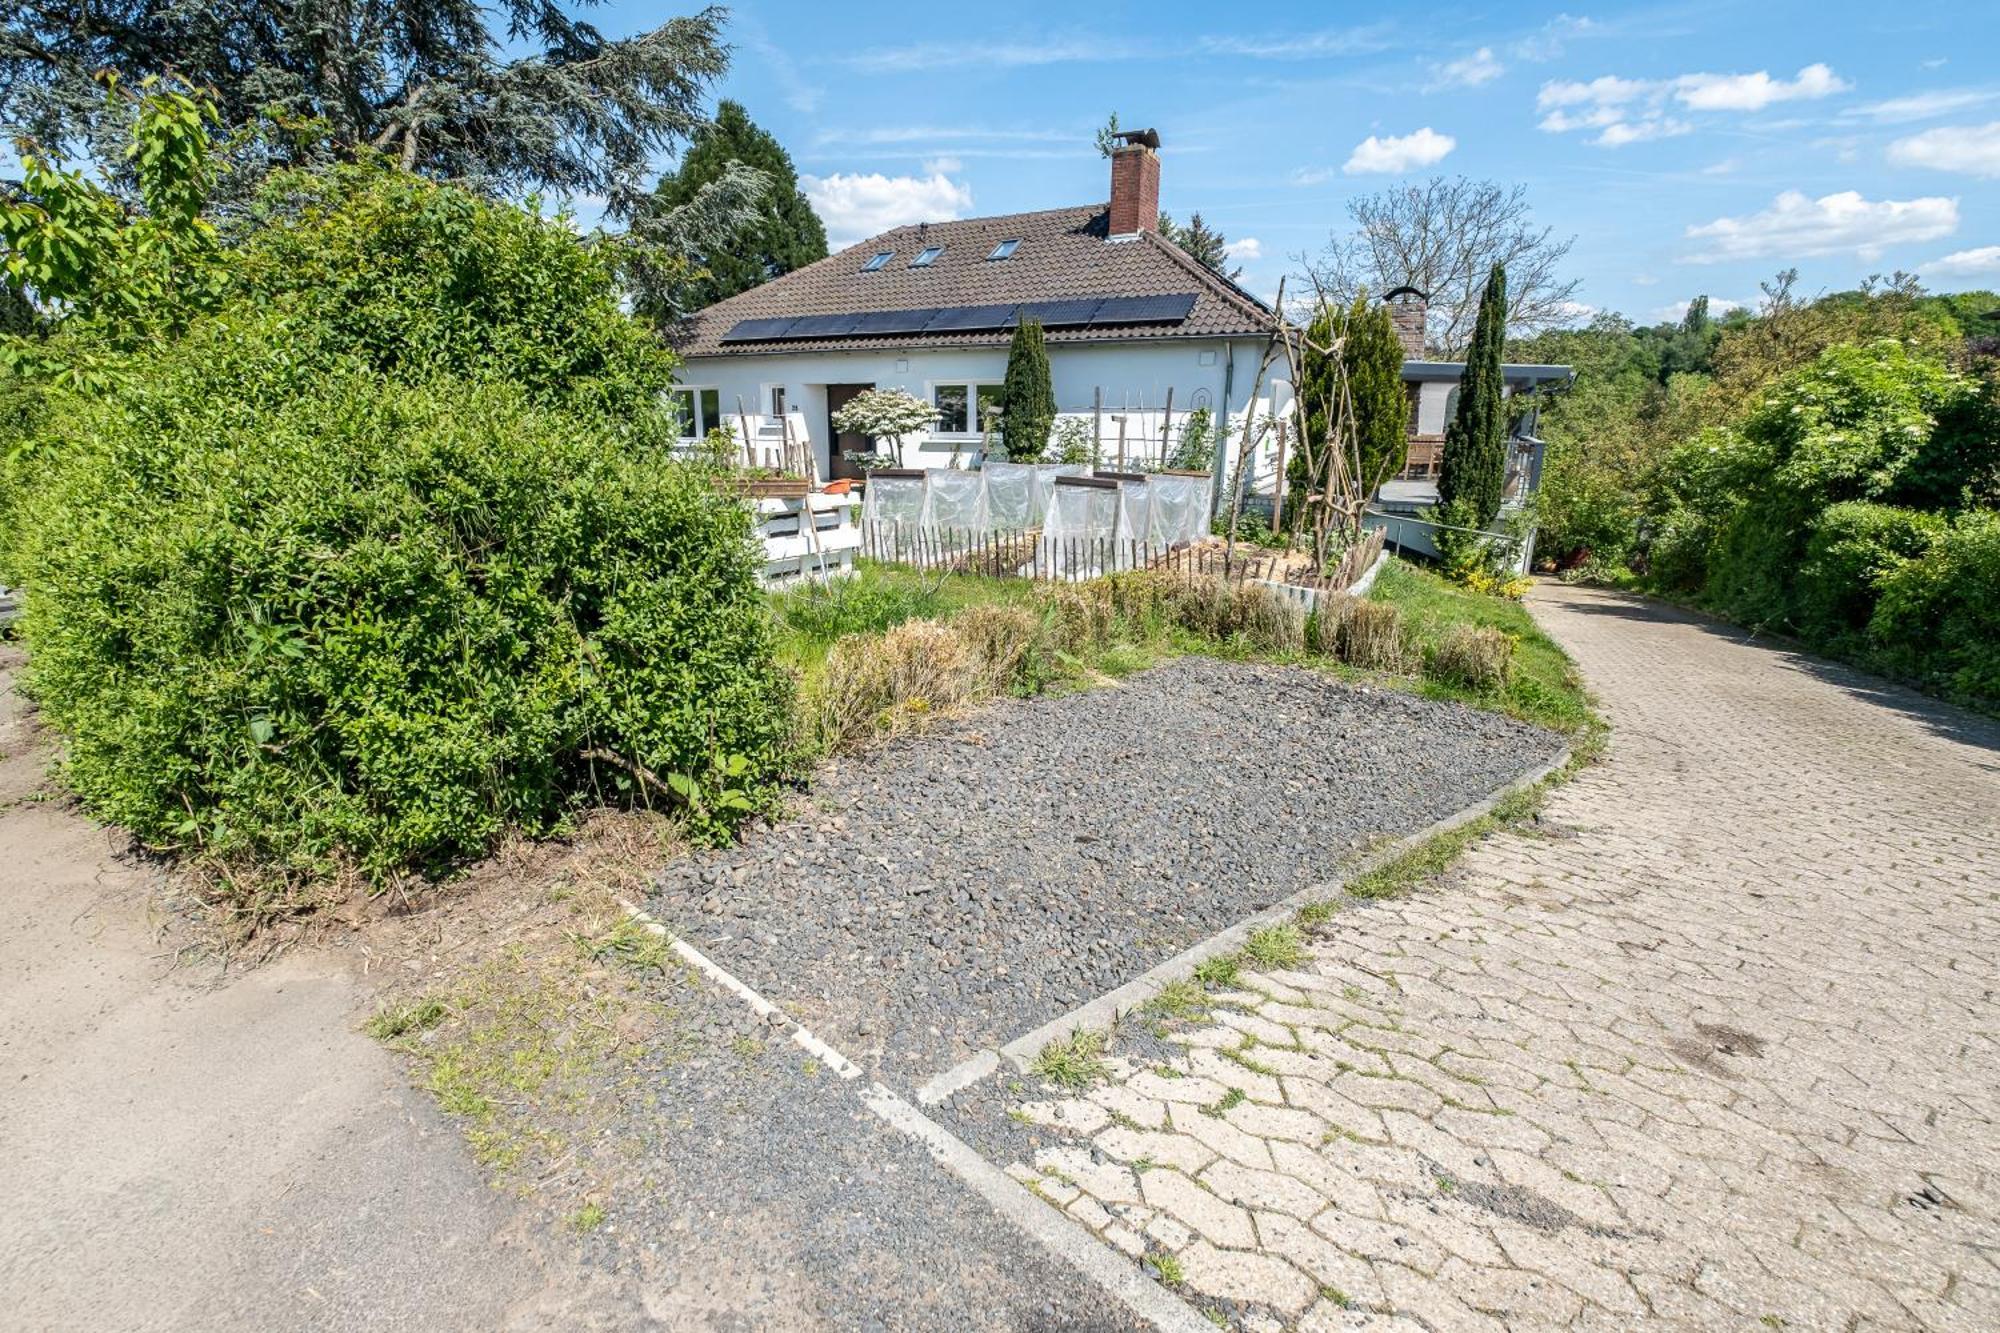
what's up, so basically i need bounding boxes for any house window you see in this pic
[911,245,944,267]
[670,387,722,440]
[861,251,893,272]
[932,383,1003,435]
[987,239,1021,261]
[769,385,788,418]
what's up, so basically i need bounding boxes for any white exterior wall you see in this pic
[678,336,1283,483]
[1414,381,1453,436]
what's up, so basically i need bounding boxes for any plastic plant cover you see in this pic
[1113,476,1152,570]
[1031,464,1091,526]
[1041,481,1120,578]
[981,461,1036,531]
[921,467,990,536]
[860,472,926,550]
[1147,472,1214,546]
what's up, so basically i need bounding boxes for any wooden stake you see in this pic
[1159,386,1175,467]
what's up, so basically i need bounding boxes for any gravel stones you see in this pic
[650,656,1562,1083]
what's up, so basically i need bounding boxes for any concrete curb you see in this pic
[969,743,1572,1078]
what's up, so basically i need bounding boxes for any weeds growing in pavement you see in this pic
[364,998,449,1040]
[1244,923,1304,970]
[1032,1028,1111,1089]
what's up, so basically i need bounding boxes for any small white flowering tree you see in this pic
[831,387,937,468]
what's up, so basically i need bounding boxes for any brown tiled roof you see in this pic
[674,204,1275,357]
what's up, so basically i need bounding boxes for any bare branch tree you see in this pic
[1304,176,1580,356]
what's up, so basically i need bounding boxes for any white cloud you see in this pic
[921,155,963,174]
[1701,157,1742,175]
[1633,274,1660,286]
[1437,47,1504,89]
[1288,166,1335,186]
[1538,63,1849,146]
[1888,121,2000,178]
[1674,63,1849,112]
[1846,89,1998,124]
[1223,237,1264,261]
[843,25,1393,73]
[1923,245,2000,276]
[1510,14,1596,63]
[1597,118,1692,147]
[801,171,975,248]
[1682,190,1959,263]
[1556,300,1598,323]
[1343,127,1457,175]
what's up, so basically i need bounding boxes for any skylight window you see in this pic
[861,251,893,272]
[987,239,1021,261]
[910,246,944,268]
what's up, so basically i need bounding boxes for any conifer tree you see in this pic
[997,318,1056,462]
[1439,263,1509,528]
[650,100,826,308]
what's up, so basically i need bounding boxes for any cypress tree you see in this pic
[1439,263,1509,529]
[998,318,1056,462]
[650,100,828,308]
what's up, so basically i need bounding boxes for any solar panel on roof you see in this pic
[1016,298,1104,327]
[784,313,864,338]
[848,308,937,335]
[922,303,1017,333]
[718,316,800,343]
[1090,294,1198,326]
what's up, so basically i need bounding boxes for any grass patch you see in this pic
[364,997,449,1040]
[569,915,670,972]
[568,1201,606,1232]
[1244,923,1304,970]
[1201,1087,1247,1117]
[1370,559,1598,734]
[1149,1252,1186,1286]
[1192,953,1242,988]
[1032,1028,1111,1089]
[1143,978,1211,1022]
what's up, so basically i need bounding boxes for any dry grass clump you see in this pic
[1107,570,1304,652]
[1424,623,1514,691]
[1036,580,1115,653]
[812,618,975,749]
[1236,584,1306,653]
[1311,596,1412,672]
[954,604,1043,693]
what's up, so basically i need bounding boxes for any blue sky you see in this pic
[598,0,2000,325]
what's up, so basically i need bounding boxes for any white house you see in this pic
[673,130,1279,489]
[673,129,1571,561]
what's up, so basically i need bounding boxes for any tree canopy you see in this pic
[648,100,826,311]
[1158,212,1242,282]
[1311,177,1578,355]
[997,318,1055,462]
[2,0,730,213]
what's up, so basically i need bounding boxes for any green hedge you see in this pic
[1870,509,2000,707]
[15,334,787,878]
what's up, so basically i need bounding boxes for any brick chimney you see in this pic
[1384,286,1429,360]
[1107,133,1161,236]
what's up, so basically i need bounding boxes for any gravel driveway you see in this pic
[650,656,1562,1082]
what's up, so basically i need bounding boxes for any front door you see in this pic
[825,383,877,480]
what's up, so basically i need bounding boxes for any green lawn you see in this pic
[1368,559,1599,736]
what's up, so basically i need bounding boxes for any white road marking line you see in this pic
[617,899,1206,1332]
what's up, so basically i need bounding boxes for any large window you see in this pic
[932,382,1004,435]
[670,387,722,440]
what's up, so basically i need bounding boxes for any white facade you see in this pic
[676,335,1287,490]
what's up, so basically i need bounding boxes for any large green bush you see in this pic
[17,335,786,877]
[1795,502,1944,644]
[1869,509,2000,706]
[9,164,791,882]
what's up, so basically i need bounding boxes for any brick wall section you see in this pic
[1109,146,1160,236]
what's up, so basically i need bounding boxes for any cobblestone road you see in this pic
[994,584,2000,1331]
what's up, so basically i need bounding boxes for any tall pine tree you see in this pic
[1439,263,1509,529]
[997,318,1056,462]
[650,100,827,309]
